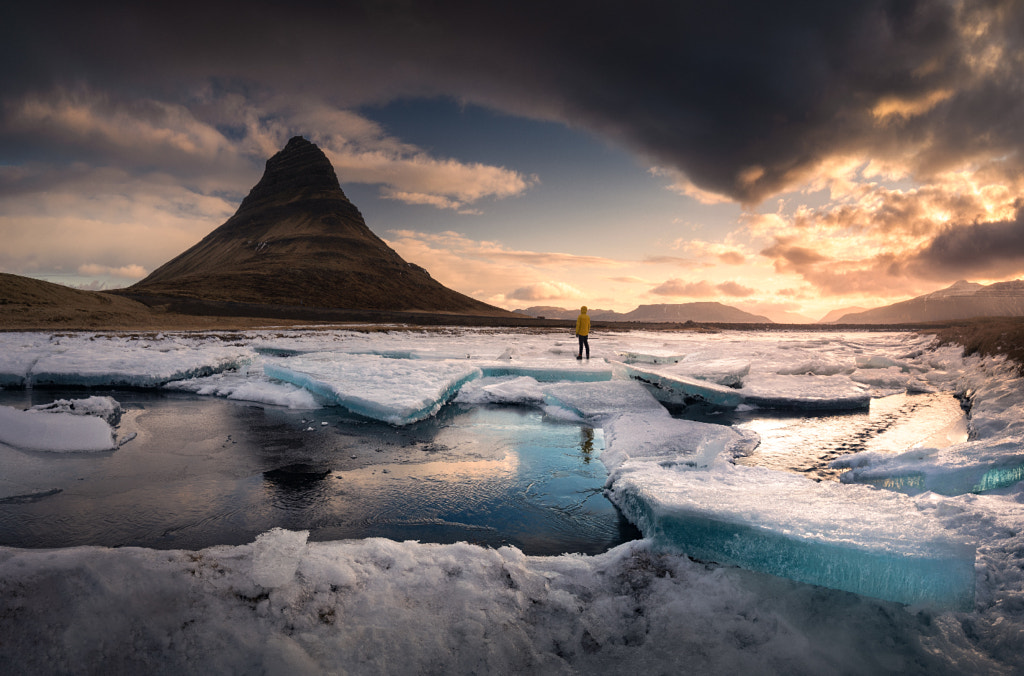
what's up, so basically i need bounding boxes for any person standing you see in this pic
[574,306,591,360]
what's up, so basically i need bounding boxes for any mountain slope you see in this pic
[127,137,512,316]
[836,280,1024,323]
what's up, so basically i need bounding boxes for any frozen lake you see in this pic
[2,328,1024,674]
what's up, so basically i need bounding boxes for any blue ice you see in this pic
[607,463,976,609]
[614,362,745,407]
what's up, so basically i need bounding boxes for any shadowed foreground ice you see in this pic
[2,328,1024,673]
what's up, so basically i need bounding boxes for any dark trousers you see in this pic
[577,334,589,358]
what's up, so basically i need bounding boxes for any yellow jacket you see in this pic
[575,306,591,336]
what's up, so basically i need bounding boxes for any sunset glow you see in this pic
[3,1,1024,321]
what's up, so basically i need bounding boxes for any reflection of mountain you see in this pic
[124,136,514,317]
[835,280,1024,324]
[514,302,772,323]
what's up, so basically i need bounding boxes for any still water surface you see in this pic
[0,388,968,553]
[0,389,638,555]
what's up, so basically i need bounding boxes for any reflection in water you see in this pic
[0,390,637,555]
[580,428,595,464]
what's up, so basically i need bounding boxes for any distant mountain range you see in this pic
[832,280,1024,323]
[514,302,773,323]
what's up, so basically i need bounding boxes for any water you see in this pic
[0,390,639,555]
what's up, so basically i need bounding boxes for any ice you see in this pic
[263,352,481,424]
[251,528,309,588]
[740,374,872,410]
[454,376,547,406]
[25,337,252,388]
[0,403,116,452]
[667,357,751,387]
[607,461,976,609]
[480,362,613,382]
[29,395,123,425]
[4,328,1024,671]
[2,534,988,674]
[836,438,1024,496]
[835,350,1024,496]
[619,350,686,364]
[613,362,745,407]
[165,367,320,409]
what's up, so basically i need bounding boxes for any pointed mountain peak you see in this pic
[238,136,347,211]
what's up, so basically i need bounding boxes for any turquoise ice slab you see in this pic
[615,362,745,407]
[263,353,481,425]
[608,463,976,610]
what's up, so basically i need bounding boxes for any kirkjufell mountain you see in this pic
[126,137,512,316]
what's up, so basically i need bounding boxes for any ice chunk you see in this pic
[776,359,849,376]
[480,362,613,382]
[850,366,911,390]
[619,351,685,365]
[667,358,751,387]
[837,437,1024,496]
[740,374,870,410]
[251,528,309,588]
[607,462,976,609]
[454,376,546,407]
[541,381,757,471]
[30,341,251,388]
[264,353,481,425]
[29,396,123,425]
[0,405,116,452]
[542,380,669,420]
[165,368,320,409]
[613,362,744,407]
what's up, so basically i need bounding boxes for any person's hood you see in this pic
[580,306,588,314]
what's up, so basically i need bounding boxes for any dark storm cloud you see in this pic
[907,204,1024,279]
[4,0,1020,204]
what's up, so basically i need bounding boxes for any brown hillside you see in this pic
[124,136,513,317]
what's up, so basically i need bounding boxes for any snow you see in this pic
[740,373,872,409]
[263,352,481,424]
[0,333,251,388]
[2,328,1024,671]
[0,400,118,452]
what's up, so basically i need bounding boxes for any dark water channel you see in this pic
[0,389,639,555]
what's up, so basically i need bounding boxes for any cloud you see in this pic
[5,0,1024,206]
[904,205,1024,279]
[77,263,148,279]
[508,282,584,301]
[716,281,756,298]
[649,279,739,298]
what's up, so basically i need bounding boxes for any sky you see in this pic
[2,0,1024,322]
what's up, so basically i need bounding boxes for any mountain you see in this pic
[835,280,1024,323]
[513,306,622,320]
[124,137,512,317]
[819,306,869,323]
[620,303,772,323]
[512,303,772,323]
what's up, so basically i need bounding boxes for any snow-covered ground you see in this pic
[2,327,1024,674]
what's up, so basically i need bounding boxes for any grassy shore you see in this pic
[928,317,1024,373]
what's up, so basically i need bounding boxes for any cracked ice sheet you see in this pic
[164,364,320,409]
[606,460,976,609]
[26,336,253,388]
[835,354,1024,496]
[263,352,481,424]
[740,373,871,410]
